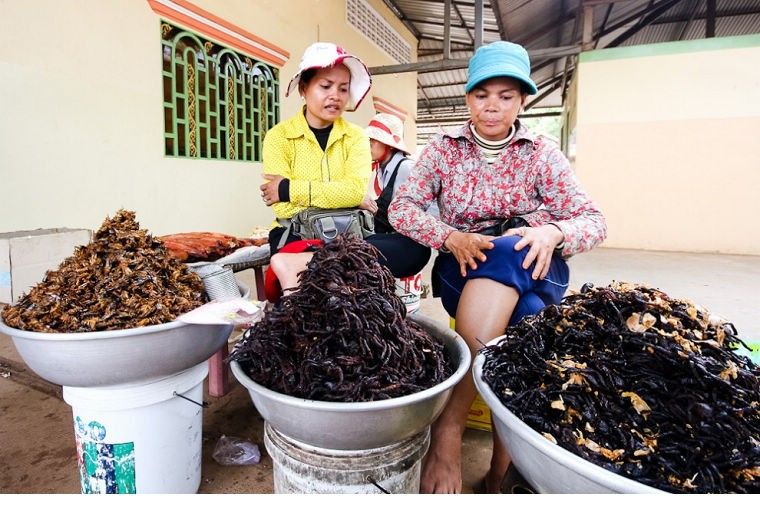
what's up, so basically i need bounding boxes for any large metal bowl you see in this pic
[473,337,663,494]
[0,282,249,388]
[231,312,471,450]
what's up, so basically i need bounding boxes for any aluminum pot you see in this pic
[473,337,663,494]
[231,312,471,450]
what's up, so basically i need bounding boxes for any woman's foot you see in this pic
[419,425,463,493]
[269,252,312,292]
[482,466,506,493]
[482,427,511,493]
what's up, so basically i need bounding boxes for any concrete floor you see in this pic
[1,247,758,493]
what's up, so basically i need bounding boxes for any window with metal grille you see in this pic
[161,22,280,161]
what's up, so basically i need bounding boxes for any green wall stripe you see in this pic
[580,34,760,63]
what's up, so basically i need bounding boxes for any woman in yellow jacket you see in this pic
[259,42,430,294]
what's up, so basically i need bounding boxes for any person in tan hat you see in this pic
[388,40,607,494]
[361,113,413,231]
[360,113,433,313]
[258,43,428,296]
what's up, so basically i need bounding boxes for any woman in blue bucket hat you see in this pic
[389,41,607,493]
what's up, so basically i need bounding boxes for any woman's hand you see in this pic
[443,231,495,277]
[504,225,564,280]
[359,195,378,214]
[260,174,283,206]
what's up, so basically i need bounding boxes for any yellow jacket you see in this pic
[263,108,371,220]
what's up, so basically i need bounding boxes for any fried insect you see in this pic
[481,282,760,493]
[230,235,452,402]
[2,210,205,332]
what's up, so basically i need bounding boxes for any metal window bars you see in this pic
[161,22,280,161]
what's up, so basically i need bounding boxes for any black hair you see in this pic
[300,68,318,87]
[297,68,318,95]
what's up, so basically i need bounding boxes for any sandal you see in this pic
[500,464,536,494]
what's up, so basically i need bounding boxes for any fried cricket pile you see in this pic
[2,210,205,332]
[482,282,759,493]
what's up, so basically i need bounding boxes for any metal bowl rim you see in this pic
[473,336,662,494]
[231,333,470,413]
[0,316,193,341]
[0,281,248,341]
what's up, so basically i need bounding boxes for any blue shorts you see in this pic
[433,236,569,325]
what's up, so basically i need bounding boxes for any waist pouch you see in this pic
[278,208,375,249]
[476,216,531,237]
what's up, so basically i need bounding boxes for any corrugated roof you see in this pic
[381,0,760,129]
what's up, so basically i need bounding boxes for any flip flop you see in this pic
[500,464,536,494]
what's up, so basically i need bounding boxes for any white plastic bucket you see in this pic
[62,362,208,494]
[395,273,422,314]
[265,423,429,494]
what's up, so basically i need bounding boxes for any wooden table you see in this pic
[207,255,269,397]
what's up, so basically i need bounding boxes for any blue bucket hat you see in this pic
[465,41,538,95]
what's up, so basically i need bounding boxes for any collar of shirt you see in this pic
[377,150,406,185]
[282,105,349,149]
[444,119,537,147]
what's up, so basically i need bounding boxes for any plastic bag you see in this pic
[177,298,264,329]
[212,435,261,466]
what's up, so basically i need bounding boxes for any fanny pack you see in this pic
[477,216,530,237]
[277,208,375,249]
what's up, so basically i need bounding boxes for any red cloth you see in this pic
[264,239,323,303]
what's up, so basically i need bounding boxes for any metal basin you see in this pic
[473,337,663,494]
[231,312,471,450]
[0,282,249,387]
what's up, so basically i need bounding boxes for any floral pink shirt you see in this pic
[388,121,606,257]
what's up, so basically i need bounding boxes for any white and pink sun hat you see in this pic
[285,42,372,111]
[364,113,409,154]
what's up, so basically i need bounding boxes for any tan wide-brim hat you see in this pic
[364,113,409,154]
[285,42,372,112]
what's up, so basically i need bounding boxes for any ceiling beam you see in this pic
[675,0,699,40]
[706,0,716,37]
[419,80,468,90]
[490,0,508,41]
[606,0,681,48]
[370,45,581,75]
[403,17,500,33]
[444,0,452,59]
[526,79,565,112]
[520,10,576,48]
[417,78,433,115]
[594,3,614,49]
[582,3,595,50]
[451,1,475,45]
[416,109,560,125]
[649,5,760,24]
[414,97,472,109]
[418,44,473,57]
[419,66,570,96]
[582,0,635,5]
[420,34,473,46]
[594,0,674,40]
[474,0,484,48]
[560,2,583,105]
